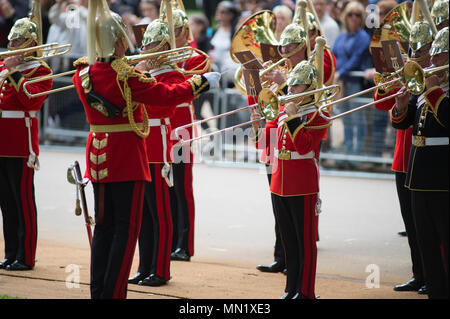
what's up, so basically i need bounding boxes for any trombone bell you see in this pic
[257,88,281,121]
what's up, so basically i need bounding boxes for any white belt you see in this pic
[147,117,173,187]
[176,103,190,108]
[274,149,315,160]
[413,136,449,147]
[0,110,37,118]
[148,117,170,126]
[0,109,40,170]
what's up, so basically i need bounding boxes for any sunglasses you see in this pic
[348,12,362,18]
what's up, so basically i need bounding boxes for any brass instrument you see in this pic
[22,46,194,98]
[173,83,340,145]
[369,1,412,57]
[230,10,282,95]
[0,42,72,62]
[159,0,209,76]
[175,38,340,145]
[317,61,449,121]
[126,46,195,67]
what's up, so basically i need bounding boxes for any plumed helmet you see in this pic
[87,0,135,64]
[431,0,449,27]
[306,12,320,32]
[172,8,189,29]
[409,21,434,52]
[141,19,170,49]
[8,18,38,42]
[286,60,318,88]
[430,26,449,56]
[94,10,131,58]
[279,23,307,47]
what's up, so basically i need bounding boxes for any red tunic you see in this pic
[373,87,412,172]
[323,46,336,87]
[0,60,52,157]
[72,57,197,183]
[255,105,329,196]
[171,49,211,140]
[146,66,194,163]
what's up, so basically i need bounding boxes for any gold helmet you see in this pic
[7,18,38,50]
[279,23,307,58]
[430,26,449,55]
[141,19,171,50]
[306,12,320,33]
[172,8,193,43]
[409,21,434,52]
[96,11,130,58]
[87,0,135,65]
[431,0,449,27]
[286,60,318,88]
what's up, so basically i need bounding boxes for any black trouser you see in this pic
[411,190,449,299]
[169,158,195,256]
[90,181,145,299]
[395,172,425,284]
[265,164,285,266]
[272,193,318,299]
[0,157,37,267]
[137,164,172,281]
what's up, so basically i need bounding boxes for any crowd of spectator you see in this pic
[0,0,414,164]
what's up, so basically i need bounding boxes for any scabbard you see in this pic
[73,161,94,248]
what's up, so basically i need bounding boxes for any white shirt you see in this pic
[320,13,341,47]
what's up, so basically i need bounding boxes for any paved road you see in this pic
[4,147,412,287]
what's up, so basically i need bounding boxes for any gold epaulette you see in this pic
[73,56,89,68]
[38,60,52,73]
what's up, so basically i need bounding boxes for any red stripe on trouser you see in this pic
[113,181,145,299]
[183,158,195,256]
[154,164,172,280]
[301,194,318,299]
[20,158,37,266]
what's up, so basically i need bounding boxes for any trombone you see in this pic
[23,46,195,98]
[126,46,194,67]
[175,84,340,145]
[0,42,72,62]
[317,61,449,121]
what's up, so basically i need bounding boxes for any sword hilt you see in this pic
[75,199,82,216]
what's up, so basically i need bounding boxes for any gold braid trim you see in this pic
[305,123,332,129]
[111,58,150,138]
[182,49,211,76]
[304,110,332,130]
[73,56,89,67]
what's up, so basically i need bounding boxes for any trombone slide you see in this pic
[23,70,76,98]
[317,77,402,121]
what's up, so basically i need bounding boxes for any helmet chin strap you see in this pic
[7,38,35,51]
[279,42,305,60]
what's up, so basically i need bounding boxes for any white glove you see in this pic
[203,72,221,89]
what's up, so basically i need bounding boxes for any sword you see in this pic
[67,161,95,248]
